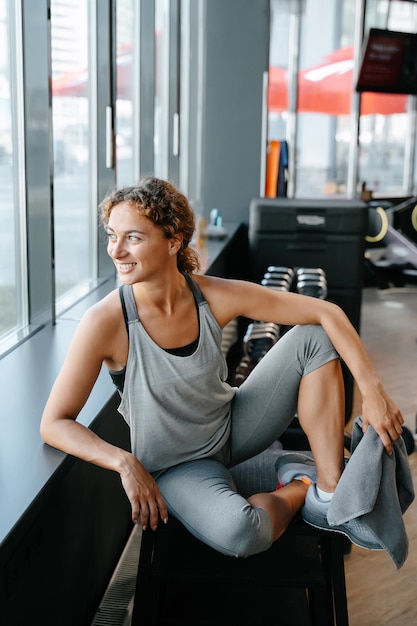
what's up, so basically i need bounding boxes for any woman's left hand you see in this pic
[361,387,404,455]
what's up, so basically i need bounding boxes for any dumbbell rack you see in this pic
[229,265,330,449]
[230,265,328,386]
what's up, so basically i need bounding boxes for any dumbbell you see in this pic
[296,267,328,299]
[297,278,328,299]
[296,267,326,279]
[268,265,295,278]
[261,277,292,291]
[266,266,295,290]
[231,355,255,387]
[262,271,293,290]
[244,322,280,344]
[243,322,280,364]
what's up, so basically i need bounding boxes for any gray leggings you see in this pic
[156,324,339,558]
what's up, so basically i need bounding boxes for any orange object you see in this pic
[265,140,280,197]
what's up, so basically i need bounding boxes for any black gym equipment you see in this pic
[365,197,417,288]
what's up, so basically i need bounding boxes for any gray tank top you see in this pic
[117,273,236,473]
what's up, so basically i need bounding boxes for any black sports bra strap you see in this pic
[183,272,206,305]
[119,273,204,331]
[119,285,139,326]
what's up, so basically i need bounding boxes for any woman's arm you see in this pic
[310,298,404,454]
[197,276,404,453]
[40,304,168,530]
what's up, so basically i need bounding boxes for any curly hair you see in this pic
[99,177,201,274]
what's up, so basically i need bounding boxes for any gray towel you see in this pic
[328,415,415,568]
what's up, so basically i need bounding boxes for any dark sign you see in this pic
[356,28,417,95]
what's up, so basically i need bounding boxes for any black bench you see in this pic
[131,447,349,626]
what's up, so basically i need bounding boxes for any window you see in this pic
[51,0,93,311]
[116,0,135,187]
[358,0,417,195]
[268,0,417,198]
[154,0,180,184]
[0,0,27,350]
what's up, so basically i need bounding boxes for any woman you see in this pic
[40,177,404,558]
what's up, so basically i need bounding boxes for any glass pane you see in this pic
[154,0,169,178]
[0,0,17,337]
[293,2,356,198]
[51,0,91,305]
[268,0,290,144]
[268,0,414,198]
[358,0,415,195]
[116,0,134,187]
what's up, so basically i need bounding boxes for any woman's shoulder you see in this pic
[191,273,257,296]
[190,274,263,326]
[81,287,124,329]
[71,287,127,364]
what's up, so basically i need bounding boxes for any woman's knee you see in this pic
[292,323,330,346]
[289,324,338,371]
[204,504,273,558]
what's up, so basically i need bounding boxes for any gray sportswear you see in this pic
[117,274,235,473]
[115,273,339,558]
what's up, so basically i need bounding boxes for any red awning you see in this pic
[268,46,409,116]
[52,50,132,99]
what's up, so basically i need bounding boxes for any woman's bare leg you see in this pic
[297,358,346,492]
[248,358,345,541]
[248,481,309,541]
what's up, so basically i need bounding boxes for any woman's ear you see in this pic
[169,234,183,255]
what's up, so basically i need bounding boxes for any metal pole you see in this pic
[286,0,302,198]
[346,0,366,198]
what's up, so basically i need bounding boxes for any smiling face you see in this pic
[105,202,181,284]
[99,178,200,275]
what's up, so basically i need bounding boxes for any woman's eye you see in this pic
[105,232,141,243]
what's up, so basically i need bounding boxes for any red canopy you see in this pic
[268,46,409,116]
[52,50,132,99]
[53,44,409,115]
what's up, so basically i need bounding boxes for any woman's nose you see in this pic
[109,238,125,258]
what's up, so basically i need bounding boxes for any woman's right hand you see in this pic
[119,453,168,530]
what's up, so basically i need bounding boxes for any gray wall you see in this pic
[200,0,270,223]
